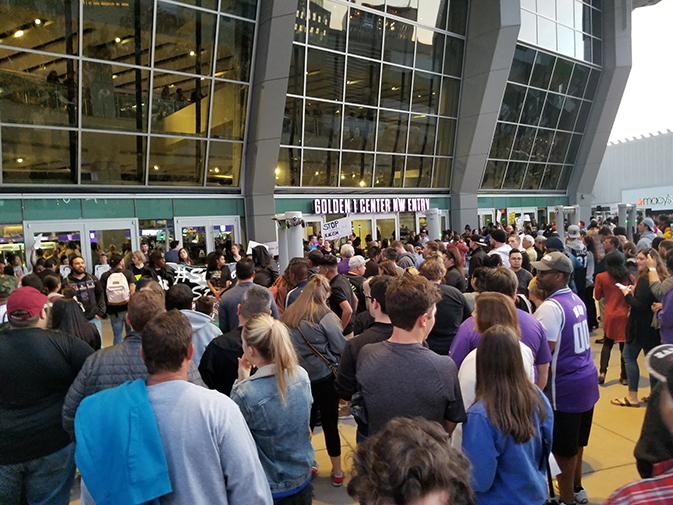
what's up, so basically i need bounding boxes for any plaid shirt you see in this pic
[606,460,673,504]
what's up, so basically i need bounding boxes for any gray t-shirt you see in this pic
[147,381,272,505]
[356,341,466,436]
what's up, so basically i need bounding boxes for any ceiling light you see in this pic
[34,19,41,25]
[314,171,319,175]
[214,167,220,173]
[359,180,365,187]
[16,158,23,163]
[14,30,24,38]
[189,51,196,56]
[112,74,117,79]
[275,168,280,175]
[115,37,121,43]
[341,175,345,179]
[153,165,159,170]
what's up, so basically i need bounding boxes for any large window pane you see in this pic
[303,100,341,148]
[519,10,537,45]
[0,50,78,127]
[380,65,412,110]
[549,131,571,163]
[508,46,535,85]
[81,132,146,185]
[557,25,574,57]
[404,156,432,188]
[416,29,444,73]
[432,157,451,189]
[306,48,344,101]
[530,129,555,162]
[83,0,153,67]
[448,0,468,35]
[387,0,417,22]
[276,147,300,186]
[499,83,526,123]
[510,125,536,161]
[1,126,77,184]
[568,63,590,97]
[557,97,579,131]
[349,9,383,59]
[574,100,592,133]
[407,115,436,156]
[565,134,582,164]
[148,137,205,185]
[220,0,257,20]
[215,17,255,82]
[308,0,347,52]
[558,165,573,190]
[287,45,305,96]
[538,16,557,51]
[282,97,303,146]
[550,58,574,94]
[210,81,248,140]
[440,77,460,117]
[520,88,545,126]
[522,163,544,190]
[443,36,464,77]
[295,1,307,43]
[583,68,600,100]
[341,152,373,187]
[418,0,449,30]
[489,122,516,159]
[345,57,380,106]
[374,154,403,188]
[539,92,563,129]
[481,160,507,190]
[435,118,456,156]
[343,106,376,151]
[502,162,526,189]
[302,149,339,187]
[541,164,562,190]
[150,71,210,137]
[377,110,408,153]
[154,2,216,76]
[82,63,148,132]
[411,71,438,114]
[0,1,79,56]
[206,141,241,187]
[529,52,556,90]
[171,0,217,10]
[383,19,415,67]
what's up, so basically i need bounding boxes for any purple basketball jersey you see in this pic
[546,289,599,413]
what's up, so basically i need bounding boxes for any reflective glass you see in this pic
[282,97,303,146]
[583,68,600,99]
[537,16,557,51]
[206,141,241,187]
[557,0,575,27]
[81,132,145,185]
[519,9,536,44]
[582,4,592,33]
[83,0,153,67]
[440,77,460,117]
[557,25,574,57]
[508,46,535,85]
[404,156,432,188]
[343,106,376,151]
[302,149,339,187]
[295,1,307,43]
[575,31,585,60]
[380,65,412,110]
[447,0,468,35]
[345,57,380,107]
[1,126,77,184]
[574,100,592,133]
[276,147,301,186]
[499,83,526,123]
[216,17,255,82]
[0,50,78,127]
[510,125,535,160]
[308,0,347,52]
[306,48,344,101]
[530,129,555,162]
[340,152,373,187]
[557,97,579,131]
[539,92,563,129]
[374,154,403,188]
[520,88,545,126]
[383,19,415,67]
[82,63,148,132]
[171,0,217,10]
[210,81,248,140]
[541,164,562,190]
[416,29,444,73]
[443,36,464,77]
[522,163,544,190]
[150,71,210,137]
[432,157,451,188]
[558,165,573,189]
[377,110,408,153]
[303,100,341,149]
[435,118,456,156]
[154,3,216,76]
[549,131,571,163]
[287,45,305,96]
[387,0,417,22]
[568,64,590,97]
[489,122,516,159]
[348,9,383,60]
[592,38,602,65]
[407,115,436,156]
[220,0,257,20]
[537,0,555,19]
[529,52,556,90]
[592,9,602,38]
[148,137,206,185]
[550,58,573,94]
[565,134,582,164]
[582,33,592,62]
[0,1,79,56]
[502,162,526,189]
[411,71,438,114]
[417,0,448,30]
[481,160,507,189]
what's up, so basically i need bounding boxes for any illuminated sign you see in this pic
[313,197,431,215]
[623,186,673,211]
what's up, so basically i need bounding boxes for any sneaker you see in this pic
[574,487,588,504]
[311,462,319,480]
[620,377,628,386]
[598,373,606,384]
[331,471,344,487]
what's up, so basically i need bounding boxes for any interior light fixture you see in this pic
[275,168,280,175]
[14,30,24,38]
[314,171,319,175]
[34,19,41,25]
[214,167,220,173]
[153,165,159,170]
[359,180,365,187]
[16,158,23,163]
[189,50,196,56]
[115,37,121,43]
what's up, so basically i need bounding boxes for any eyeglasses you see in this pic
[365,295,375,302]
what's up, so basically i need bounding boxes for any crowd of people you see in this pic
[1,212,673,505]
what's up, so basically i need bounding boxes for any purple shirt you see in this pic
[337,260,350,275]
[449,309,552,370]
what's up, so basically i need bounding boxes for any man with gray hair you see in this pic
[339,244,355,274]
[199,285,274,396]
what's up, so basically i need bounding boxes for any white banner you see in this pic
[322,218,352,240]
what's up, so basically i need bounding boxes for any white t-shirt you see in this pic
[0,303,7,324]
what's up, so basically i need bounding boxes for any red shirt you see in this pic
[594,272,632,342]
[606,459,673,504]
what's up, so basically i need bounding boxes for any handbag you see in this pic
[349,391,368,430]
[297,327,339,378]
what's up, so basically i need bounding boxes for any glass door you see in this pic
[373,214,398,243]
[24,220,86,278]
[174,216,241,266]
[83,219,140,276]
[351,218,373,249]
[478,209,495,230]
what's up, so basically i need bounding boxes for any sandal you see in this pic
[611,397,640,407]
[641,396,651,403]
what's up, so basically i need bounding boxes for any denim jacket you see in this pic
[230,364,314,495]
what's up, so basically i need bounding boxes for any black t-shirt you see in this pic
[329,274,356,335]
[426,284,471,355]
[343,272,366,313]
[100,268,136,314]
[206,265,232,291]
[198,327,243,396]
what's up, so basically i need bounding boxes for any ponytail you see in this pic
[242,314,298,405]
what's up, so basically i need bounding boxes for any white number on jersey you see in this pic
[573,319,591,354]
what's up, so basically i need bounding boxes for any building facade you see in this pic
[0,0,641,268]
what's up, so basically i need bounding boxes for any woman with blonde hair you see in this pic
[282,275,347,486]
[231,314,314,503]
[462,325,552,504]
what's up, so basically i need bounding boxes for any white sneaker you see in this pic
[574,487,588,504]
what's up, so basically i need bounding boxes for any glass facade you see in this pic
[276,0,467,189]
[0,0,256,187]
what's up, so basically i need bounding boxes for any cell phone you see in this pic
[615,283,626,289]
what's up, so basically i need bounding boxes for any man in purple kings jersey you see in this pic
[534,251,599,505]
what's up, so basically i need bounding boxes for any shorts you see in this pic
[552,408,594,458]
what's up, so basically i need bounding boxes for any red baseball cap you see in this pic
[6,286,49,322]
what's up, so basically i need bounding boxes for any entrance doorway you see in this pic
[174,216,241,266]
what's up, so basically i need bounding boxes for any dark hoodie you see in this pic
[252,245,280,288]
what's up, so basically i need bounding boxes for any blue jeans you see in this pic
[623,341,659,392]
[89,318,103,348]
[108,311,129,345]
[0,443,76,505]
